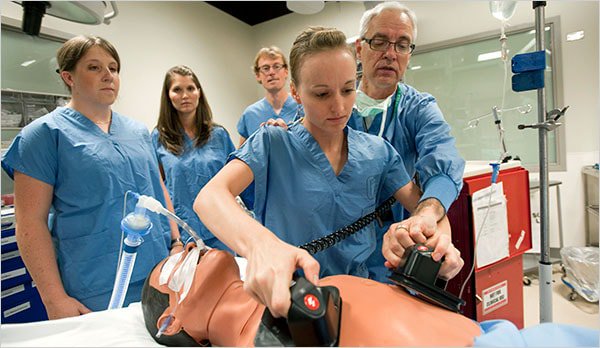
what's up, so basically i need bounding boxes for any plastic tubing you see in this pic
[108,232,143,309]
[136,195,204,248]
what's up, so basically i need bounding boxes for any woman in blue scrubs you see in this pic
[1,36,180,319]
[194,27,463,318]
[152,65,244,251]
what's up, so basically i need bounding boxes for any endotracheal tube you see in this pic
[107,191,205,310]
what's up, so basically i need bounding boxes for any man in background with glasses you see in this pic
[348,1,465,283]
[236,46,300,147]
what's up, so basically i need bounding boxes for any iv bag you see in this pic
[489,1,517,21]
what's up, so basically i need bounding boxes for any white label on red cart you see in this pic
[4,301,30,318]
[482,280,508,315]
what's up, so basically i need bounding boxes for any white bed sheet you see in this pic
[0,257,249,347]
[1,302,163,347]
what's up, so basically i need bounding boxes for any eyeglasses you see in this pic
[258,63,286,74]
[362,37,415,54]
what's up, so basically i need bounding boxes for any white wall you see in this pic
[1,1,259,136]
[3,1,598,247]
[253,1,599,248]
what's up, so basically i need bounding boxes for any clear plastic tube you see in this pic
[108,247,138,309]
[108,204,150,310]
[135,195,204,247]
[108,233,143,309]
[160,209,205,249]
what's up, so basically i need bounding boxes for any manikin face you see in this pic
[255,55,289,93]
[62,46,120,107]
[168,74,200,116]
[356,10,414,94]
[291,49,356,137]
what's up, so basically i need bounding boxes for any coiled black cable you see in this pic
[298,196,397,255]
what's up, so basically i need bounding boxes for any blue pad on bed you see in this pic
[475,319,599,347]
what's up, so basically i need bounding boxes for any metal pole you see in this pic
[533,0,553,323]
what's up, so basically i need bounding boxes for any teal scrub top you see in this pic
[1,107,171,310]
[232,122,410,277]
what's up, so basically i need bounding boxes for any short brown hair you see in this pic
[252,46,287,75]
[289,26,354,85]
[56,35,120,92]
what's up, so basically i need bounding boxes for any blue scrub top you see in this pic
[347,83,466,282]
[232,123,410,278]
[348,83,465,213]
[152,126,239,251]
[1,107,171,311]
[236,95,300,139]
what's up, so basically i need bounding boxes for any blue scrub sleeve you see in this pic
[217,126,236,155]
[1,123,57,185]
[237,113,249,139]
[406,92,465,212]
[150,128,162,165]
[229,126,271,192]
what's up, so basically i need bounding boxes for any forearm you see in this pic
[414,197,446,222]
[195,184,277,257]
[16,221,68,305]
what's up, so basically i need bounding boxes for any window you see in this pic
[1,24,69,194]
[404,20,564,171]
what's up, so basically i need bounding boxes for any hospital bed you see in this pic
[1,302,163,347]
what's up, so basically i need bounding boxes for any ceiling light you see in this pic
[410,65,422,70]
[477,51,502,62]
[21,60,36,67]
[15,1,118,36]
[566,31,585,41]
[286,1,325,15]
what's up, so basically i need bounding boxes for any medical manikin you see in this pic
[141,244,481,347]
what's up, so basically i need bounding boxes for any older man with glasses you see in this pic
[236,46,301,147]
[347,1,466,283]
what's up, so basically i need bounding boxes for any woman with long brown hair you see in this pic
[152,65,246,251]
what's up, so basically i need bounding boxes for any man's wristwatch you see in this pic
[171,237,183,248]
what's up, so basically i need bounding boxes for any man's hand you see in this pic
[260,118,289,129]
[382,215,463,280]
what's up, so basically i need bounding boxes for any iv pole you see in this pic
[518,1,569,323]
[505,0,568,323]
[516,1,569,323]
[534,1,552,323]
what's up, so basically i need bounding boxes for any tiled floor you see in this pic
[523,265,599,329]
